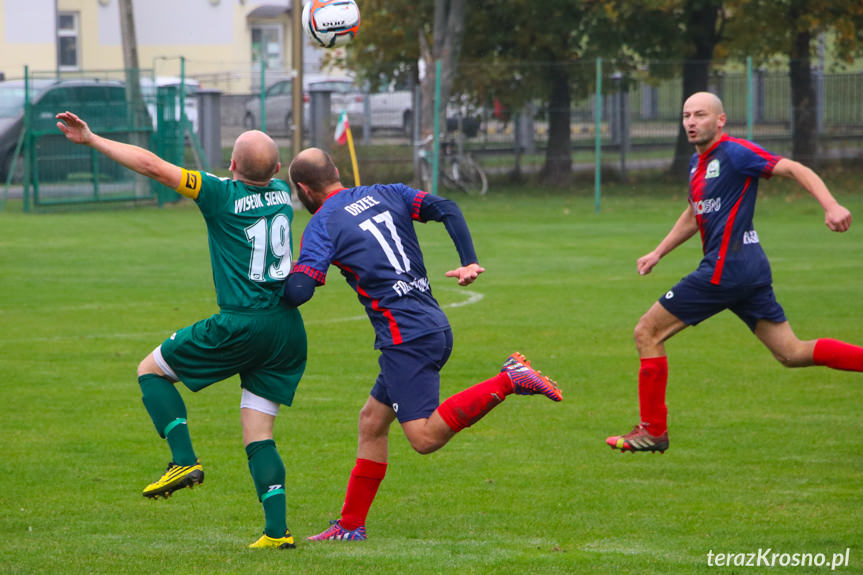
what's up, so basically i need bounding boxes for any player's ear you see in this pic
[274,161,282,176]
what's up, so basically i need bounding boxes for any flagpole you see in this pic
[345,123,360,186]
[336,110,360,186]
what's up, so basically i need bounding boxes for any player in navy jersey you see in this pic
[606,92,863,453]
[57,112,306,549]
[282,147,562,541]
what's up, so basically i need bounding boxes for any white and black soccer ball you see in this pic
[302,0,361,49]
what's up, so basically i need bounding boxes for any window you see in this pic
[251,25,283,70]
[57,12,80,71]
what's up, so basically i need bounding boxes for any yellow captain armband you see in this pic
[176,169,202,199]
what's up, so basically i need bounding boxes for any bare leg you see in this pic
[242,407,276,446]
[356,396,397,462]
[138,351,168,377]
[399,411,456,455]
[633,301,689,358]
[753,320,816,367]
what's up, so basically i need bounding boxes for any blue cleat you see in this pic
[307,520,367,541]
[501,352,562,401]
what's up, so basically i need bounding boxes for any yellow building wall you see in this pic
[2,0,295,92]
[0,0,57,79]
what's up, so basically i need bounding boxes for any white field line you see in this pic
[0,288,484,343]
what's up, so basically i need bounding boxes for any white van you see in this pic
[141,76,199,134]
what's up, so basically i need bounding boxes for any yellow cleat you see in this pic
[142,461,204,499]
[249,530,296,549]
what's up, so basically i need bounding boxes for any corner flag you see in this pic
[335,110,360,186]
[334,110,350,145]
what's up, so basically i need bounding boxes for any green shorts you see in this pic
[159,303,306,406]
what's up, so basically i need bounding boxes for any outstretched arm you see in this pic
[772,158,851,232]
[56,111,185,195]
[637,205,698,276]
[419,194,485,286]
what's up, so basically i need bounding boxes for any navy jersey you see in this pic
[292,184,450,348]
[688,134,782,286]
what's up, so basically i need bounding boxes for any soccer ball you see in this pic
[302,0,361,49]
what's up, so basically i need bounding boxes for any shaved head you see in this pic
[288,147,342,213]
[684,91,724,115]
[288,147,340,193]
[231,130,280,183]
[682,92,726,152]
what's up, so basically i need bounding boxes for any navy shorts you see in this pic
[659,273,786,332]
[370,329,453,423]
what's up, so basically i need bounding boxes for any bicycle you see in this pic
[416,134,488,197]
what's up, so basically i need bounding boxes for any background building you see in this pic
[0,0,327,91]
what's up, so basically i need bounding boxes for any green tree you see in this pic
[459,0,683,183]
[420,0,468,140]
[724,0,863,163]
[341,0,468,141]
[460,0,599,183]
[345,0,684,184]
[669,0,728,175]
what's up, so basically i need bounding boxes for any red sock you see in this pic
[813,338,863,371]
[436,373,514,432]
[339,458,387,531]
[638,356,668,436]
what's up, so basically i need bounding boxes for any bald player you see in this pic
[57,112,306,549]
[604,92,863,454]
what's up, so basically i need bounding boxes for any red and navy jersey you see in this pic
[292,184,450,348]
[688,133,782,286]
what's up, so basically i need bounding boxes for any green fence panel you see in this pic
[9,69,192,209]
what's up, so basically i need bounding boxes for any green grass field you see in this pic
[2,177,862,574]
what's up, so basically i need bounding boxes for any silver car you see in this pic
[243,75,359,135]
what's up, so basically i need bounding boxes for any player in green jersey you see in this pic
[57,111,306,550]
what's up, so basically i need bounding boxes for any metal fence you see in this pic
[214,60,863,182]
[5,60,863,210]
[2,68,198,211]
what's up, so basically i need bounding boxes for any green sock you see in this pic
[139,374,197,466]
[246,439,287,538]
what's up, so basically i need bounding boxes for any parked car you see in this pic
[243,75,479,139]
[242,75,359,135]
[0,79,54,179]
[343,83,480,138]
[342,85,413,135]
[0,77,136,181]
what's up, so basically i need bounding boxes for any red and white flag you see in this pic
[334,110,349,145]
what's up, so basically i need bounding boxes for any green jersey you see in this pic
[179,170,295,311]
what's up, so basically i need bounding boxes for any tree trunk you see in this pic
[669,0,722,176]
[419,0,467,139]
[118,0,150,196]
[540,66,572,184]
[670,60,712,175]
[789,25,817,164]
